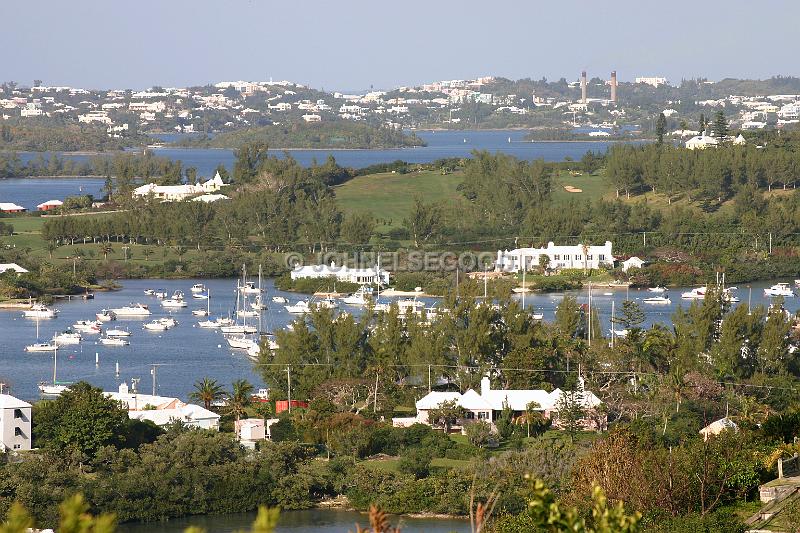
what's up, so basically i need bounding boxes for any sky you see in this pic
[2,0,798,91]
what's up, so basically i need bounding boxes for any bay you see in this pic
[3,130,625,208]
[1,277,796,402]
[116,508,468,533]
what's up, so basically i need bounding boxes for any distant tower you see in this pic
[580,71,588,104]
[610,71,618,104]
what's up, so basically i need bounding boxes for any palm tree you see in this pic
[227,379,254,421]
[99,242,113,261]
[190,378,225,410]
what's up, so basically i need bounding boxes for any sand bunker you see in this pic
[563,185,583,193]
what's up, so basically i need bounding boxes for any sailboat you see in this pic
[38,345,69,395]
[193,289,211,316]
[222,268,258,334]
[26,315,59,352]
[251,265,268,311]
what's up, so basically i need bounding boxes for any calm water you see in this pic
[116,509,467,533]
[4,130,624,208]
[1,277,797,402]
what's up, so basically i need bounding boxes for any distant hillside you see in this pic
[173,122,426,150]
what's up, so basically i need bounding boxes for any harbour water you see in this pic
[3,130,626,208]
[116,508,467,533]
[1,277,796,402]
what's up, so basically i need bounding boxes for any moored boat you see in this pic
[111,303,151,317]
[23,303,58,319]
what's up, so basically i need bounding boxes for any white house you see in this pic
[394,377,604,431]
[0,263,28,275]
[235,418,267,449]
[192,194,229,203]
[733,134,747,146]
[0,394,32,452]
[699,417,738,441]
[685,135,719,150]
[133,183,201,201]
[106,382,220,430]
[78,111,112,125]
[621,256,645,272]
[495,241,613,272]
[201,172,226,192]
[290,262,390,286]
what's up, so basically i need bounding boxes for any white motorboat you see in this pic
[99,336,129,346]
[192,292,209,300]
[143,320,169,331]
[198,318,222,328]
[681,287,706,300]
[96,309,116,322]
[240,281,261,294]
[313,297,339,310]
[72,320,102,334]
[643,295,671,304]
[105,328,131,337]
[25,342,59,353]
[765,283,795,297]
[23,303,58,319]
[111,303,151,317]
[285,300,311,314]
[155,290,168,299]
[220,324,258,334]
[341,287,372,306]
[144,289,156,296]
[373,302,391,313]
[648,286,667,293]
[53,331,82,345]
[272,296,288,304]
[247,343,261,360]
[192,309,209,317]
[397,298,425,316]
[159,317,178,327]
[190,283,207,294]
[531,312,544,320]
[610,328,629,338]
[161,290,187,308]
[237,309,260,318]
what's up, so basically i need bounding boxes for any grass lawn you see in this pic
[361,456,472,474]
[551,169,614,205]
[335,170,465,230]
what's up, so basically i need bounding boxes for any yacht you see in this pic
[161,290,188,308]
[240,281,261,294]
[144,289,156,296]
[192,308,209,317]
[192,292,209,300]
[159,317,178,328]
[190,283,207,294]
[226,335,259,350]
[155,290,168,299]
[272,296,288,304]
[341,286,372,306]
[96,309,116,322]
[313,297,339,310]
[99,336,129,346]
[237,309,260,318]
[643,295,671,304]
[397,298,425,317]
[765,283,795,297]
[105,328,131,337]
[220,324,258,334]
[72,320,102,334]
[23,303,58,319]
[39,346,68,395]
[610,328,629,338]
[111,303,151,317]
[285,300,311,314]
[531,311,544,320]
[143,320,169,331]
[25,342,59,353]
[53,331,82,345]
[647,286,667,293]
[681,287,706,300]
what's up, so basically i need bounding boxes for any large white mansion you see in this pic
[495,241,614,272]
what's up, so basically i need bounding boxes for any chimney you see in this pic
[480,376,491,396]
[580,71,587,104]
[610,71,617,104]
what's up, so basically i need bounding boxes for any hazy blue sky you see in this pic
[3,0,797,91]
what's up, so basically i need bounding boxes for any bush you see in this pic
[465,421,492,447]
[398,448,433,479]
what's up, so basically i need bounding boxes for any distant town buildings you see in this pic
[635,77,668,87]
[107,382,220,430]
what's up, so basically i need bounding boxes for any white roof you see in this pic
[482,388,554,411]
[0,263,28,274]
[700,417,738,436]
[0,394,32,409]
[460,389,493,410]
[128,404,220,426]
[192,194,229,203]
[0,202,25,211]
[37,199,63,208]
[549,388,603,409]
[416,391,462,410]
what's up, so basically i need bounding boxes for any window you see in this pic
[599,254,605,261]
[587,255,593,260]
[576,255,582,260]
[14,427,23,437]
[13,444,20,449]
[465,411,475,420]
[478,411,489,420]
[14,409,23,419]
[553,254,560,260]
[564,255,570,261]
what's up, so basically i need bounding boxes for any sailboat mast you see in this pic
[522,269,526,309]
[53,345,58,384]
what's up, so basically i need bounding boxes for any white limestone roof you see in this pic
[482,389,554,411]
[415,391,462,410]
[460,389,493,410]
[0,394,31,409]
[0,263,28,274]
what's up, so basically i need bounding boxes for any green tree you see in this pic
[402,195,441,248]
[464,420,493,447]
[555,295,582,338]
[554,382,587,442]
[32,382,129,458]
[397,448,433,479]
[99,242,113,261]
[711,110,729,141]
[655,112,667,145]
[189,378,225,410]
[427,399,465,433]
